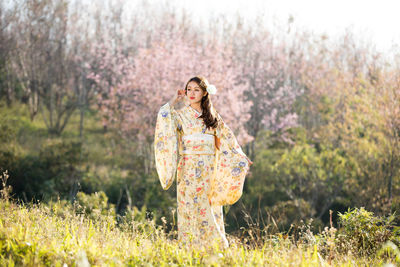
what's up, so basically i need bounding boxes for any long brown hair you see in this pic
[185,76,218,130]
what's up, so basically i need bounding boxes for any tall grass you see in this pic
[0,174,397,266]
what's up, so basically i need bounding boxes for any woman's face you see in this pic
[186,81,206,105]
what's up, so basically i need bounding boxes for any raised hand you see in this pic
[169,89,186,107]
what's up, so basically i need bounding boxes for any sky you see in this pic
[174,0,400,53]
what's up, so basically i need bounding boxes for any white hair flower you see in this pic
[199,78,217,95]
[206,84,217,95]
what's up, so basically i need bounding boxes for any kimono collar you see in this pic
[186,103,202,118]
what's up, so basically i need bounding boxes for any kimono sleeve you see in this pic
[154,102,180,190]
[208,113,250,206]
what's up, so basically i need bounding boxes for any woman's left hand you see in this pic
[247,158,253,166]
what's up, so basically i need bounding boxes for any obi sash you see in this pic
[181,133,216,155]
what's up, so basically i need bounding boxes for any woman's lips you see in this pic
[190,97,195,100]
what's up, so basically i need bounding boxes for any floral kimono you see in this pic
[154,102,250,249]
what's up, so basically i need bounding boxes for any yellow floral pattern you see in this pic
[154,102,250,249]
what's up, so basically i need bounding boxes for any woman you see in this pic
[154,76,252,250]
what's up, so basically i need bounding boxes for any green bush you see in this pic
[4,140,85,201]
[337,207,397,256]
[75,191,115,222]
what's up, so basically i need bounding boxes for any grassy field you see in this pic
[0,195,397,266]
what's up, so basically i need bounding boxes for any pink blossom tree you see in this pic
[89,36,252,173]
[232,29,303,156]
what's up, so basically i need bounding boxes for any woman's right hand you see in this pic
[169,89,186,107]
